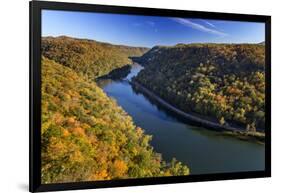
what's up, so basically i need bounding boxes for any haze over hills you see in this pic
[133,43,266,131]
[42,36,149,78]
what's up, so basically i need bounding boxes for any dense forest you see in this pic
[41,35,266,183]
[41,37,189,184]
[42,36,148,78]
[97,64,132,80]
[133,44,265,132]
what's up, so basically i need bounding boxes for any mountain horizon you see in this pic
[43,35,265,50]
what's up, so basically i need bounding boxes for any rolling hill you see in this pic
[42,36,148,78]
[133,43,266,131]
[41,55,189,183]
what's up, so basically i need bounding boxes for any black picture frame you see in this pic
[30,1,271,192]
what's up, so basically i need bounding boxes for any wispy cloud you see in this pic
[201,20,216,28]
[171,18,228,37]
[132,21,158,32]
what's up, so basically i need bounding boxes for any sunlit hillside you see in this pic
[41,57,189,183]
[42,36,148,78]
[134,44,265,131]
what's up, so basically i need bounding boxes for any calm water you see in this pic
[98,63,265,175]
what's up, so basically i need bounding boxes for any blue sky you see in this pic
[42,10,265,48]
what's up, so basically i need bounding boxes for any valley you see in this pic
[41,36,266,183]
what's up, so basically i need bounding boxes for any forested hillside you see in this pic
[41,57,189,183]
[42,36,148,78]
[133,44,265,131]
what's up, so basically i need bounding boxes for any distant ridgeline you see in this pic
[42,36,148,78]
[133,44,266,132]
[41,37,189,184]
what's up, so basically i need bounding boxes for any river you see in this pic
[97,63,265,175]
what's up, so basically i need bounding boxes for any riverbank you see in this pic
[96,65,132,80]
[131,80,265,143]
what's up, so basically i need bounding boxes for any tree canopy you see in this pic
[42,36,148,79]
[133,43,266,131]
[41,57,189,183]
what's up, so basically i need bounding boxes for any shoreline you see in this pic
[130,80,265,142]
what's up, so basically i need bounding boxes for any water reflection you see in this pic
[97,63,265,175]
